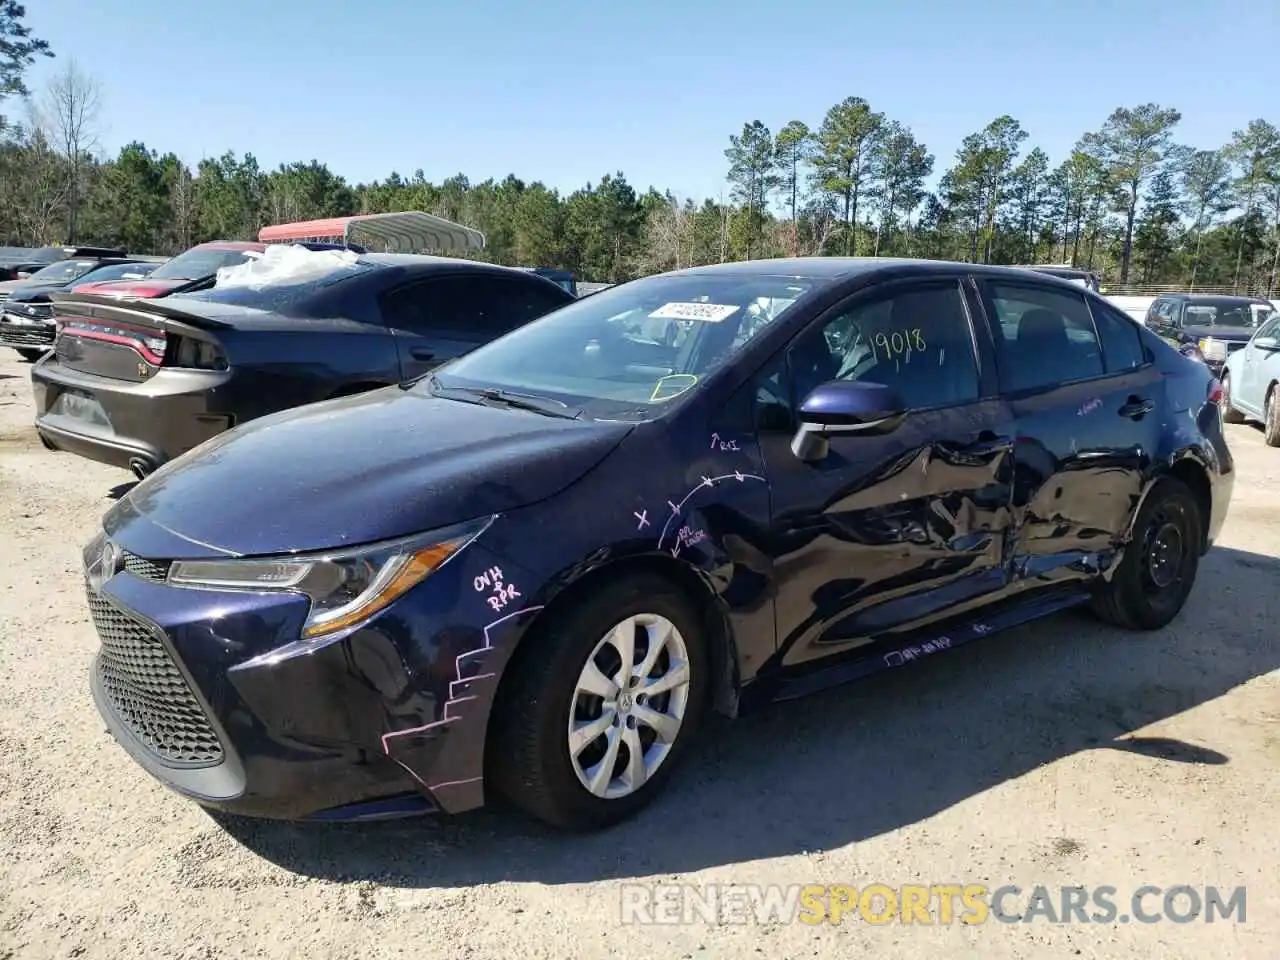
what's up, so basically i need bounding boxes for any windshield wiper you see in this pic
[471,387,581,419]
[417,375,581,419]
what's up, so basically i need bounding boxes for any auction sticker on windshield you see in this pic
[649,302,740,323]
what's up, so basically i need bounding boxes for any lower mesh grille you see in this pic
[88,590,223,766]
[0,326,53,346]
[121,551,169,582]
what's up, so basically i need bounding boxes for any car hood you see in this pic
[0,279,28,295]
[4,282,64,301]
[111,386,634,556]
[1182,324,1255,343]
[72,277,189,298]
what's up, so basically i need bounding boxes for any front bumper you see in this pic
[85,529,538,820]
[0,313,54,351]
[31,357,234,472]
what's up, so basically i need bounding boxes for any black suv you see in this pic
[1145,293,1276,375]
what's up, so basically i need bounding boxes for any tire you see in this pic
[1220,372,1245,424]
[1265,388,1280,447]
[1091,477,1202,631]
[17,348,44,363]
[487,574,708,830]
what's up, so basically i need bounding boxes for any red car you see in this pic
[72,241,266,299]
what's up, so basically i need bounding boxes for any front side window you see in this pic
[766,283,980,417]
[427,272,816,420]
[986,282,1104,392]
[382,277,570,339]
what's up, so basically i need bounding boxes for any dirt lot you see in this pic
[0,349,1276,959]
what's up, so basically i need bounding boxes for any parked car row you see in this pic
[64,251,1234,832]
[0,254,166,360]
[32,248,576,476]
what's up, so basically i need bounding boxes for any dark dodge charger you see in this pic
[32,254,574,477]
[83,257,1234,829]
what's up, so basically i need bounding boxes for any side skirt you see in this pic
[768,587,1092,704]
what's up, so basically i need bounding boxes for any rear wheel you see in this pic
[16,348,44,363]
[1220,372,1245,424]
[487,574,708,830]
[1091,477,1201,631]
[1265,388,1280,447]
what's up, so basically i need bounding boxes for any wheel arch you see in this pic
[1127,453,1213,555]
[482,550,742,771]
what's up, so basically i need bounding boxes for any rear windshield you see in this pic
[27,259,99,283]
[149,247,257,281]
[178,260,377,311]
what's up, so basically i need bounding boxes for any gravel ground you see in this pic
[0,349,1276,959]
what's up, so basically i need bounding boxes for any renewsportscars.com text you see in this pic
[620,883,1247,926]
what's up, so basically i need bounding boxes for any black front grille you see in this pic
[0,325,54,347]
[88,590,223,766]
[121,551,170,582]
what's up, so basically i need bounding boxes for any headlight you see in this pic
[167,517,492,639]
[1199,338,1227,361]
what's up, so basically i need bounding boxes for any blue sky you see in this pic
[22,0,1279,204]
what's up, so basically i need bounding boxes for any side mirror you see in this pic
[790,381,906,462]
[1253,336,1280,352]
[16,271,31,279]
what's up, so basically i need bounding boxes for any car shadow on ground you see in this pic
[219,543,1278,886]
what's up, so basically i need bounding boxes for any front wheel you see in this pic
[1091,477,1202,631]
[487,575,708,830]
[1220,373,1245,424]
[1265,389,1280,447]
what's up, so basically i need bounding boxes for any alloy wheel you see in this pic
[567,614,691,800]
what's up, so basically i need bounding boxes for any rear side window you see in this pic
[1091,301,1147,373]
[986,282,1104,392]
[382,276,570,340]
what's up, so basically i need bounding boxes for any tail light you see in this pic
[1207,379,1224,405]
[56,317,168,365]
[165,334,227,371]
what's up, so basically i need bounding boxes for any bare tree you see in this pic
[6,126,71,242]
[35,59,102,242]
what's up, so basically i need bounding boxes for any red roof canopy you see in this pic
[258,212,485,253]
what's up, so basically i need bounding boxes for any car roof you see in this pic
[358,253,551,280]
[1157,293,1270,304]
[191,241,267,252]
[662,256,1099,289]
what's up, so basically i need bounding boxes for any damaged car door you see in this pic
[756,277,1017,670]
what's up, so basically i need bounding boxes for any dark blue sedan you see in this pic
[83,258,1234,829]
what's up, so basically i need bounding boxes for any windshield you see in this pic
[27,259,99,283]
[150,247,256,281]
[428,273,815,419]
[81,262,156,283]
[1185,301,1268,328]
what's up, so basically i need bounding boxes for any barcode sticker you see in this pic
[649,302,740,323]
